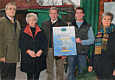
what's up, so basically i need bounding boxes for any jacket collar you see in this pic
[47,18,61,26]
[24,24,41,38]
[5,15,16,23]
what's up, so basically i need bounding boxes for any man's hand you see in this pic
[36,50,43,57]
[61,56,67,59]
[88,66,93,72]
[0,57,5,62]
[76,38,82,44]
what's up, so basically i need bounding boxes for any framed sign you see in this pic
[53,26,77,56]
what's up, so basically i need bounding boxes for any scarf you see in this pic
[95,24,115,55]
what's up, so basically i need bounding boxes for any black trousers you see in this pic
[0,62,16,80]
[27,72,40,80]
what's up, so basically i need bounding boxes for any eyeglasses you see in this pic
[6,7,16,11]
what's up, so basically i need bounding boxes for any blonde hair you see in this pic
[102,12,114,21]
[49,7,59,13]
[26,13,38,23]
[5,2,16,10]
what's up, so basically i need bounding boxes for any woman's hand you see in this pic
[36,50,43,57]
[113,70,115,76]
[88,66,93,72]
[27,50,36,57]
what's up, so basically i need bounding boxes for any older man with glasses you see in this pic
[0,2,21,80]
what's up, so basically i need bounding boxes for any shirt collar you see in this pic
[7,16,14,21]
[51,19,57,24]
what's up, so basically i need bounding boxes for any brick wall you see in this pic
[0,0,10,9]
[0,0,39,9]
[104,0,112,2]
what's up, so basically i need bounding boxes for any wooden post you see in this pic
[98,0,104,30]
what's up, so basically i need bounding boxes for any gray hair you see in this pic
[102,12,114,21]
[49,7,59,13]
[26,13,38,23]
[5,2,16,10]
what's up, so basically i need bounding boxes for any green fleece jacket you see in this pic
[0,16,21,63]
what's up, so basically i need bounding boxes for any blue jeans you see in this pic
[67,54,87,80]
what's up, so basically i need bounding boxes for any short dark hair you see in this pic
[75,7,85,13]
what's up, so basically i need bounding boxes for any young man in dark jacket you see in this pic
[67,7,95,80]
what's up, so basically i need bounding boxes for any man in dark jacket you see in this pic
[67,7,95,80]
[0,2,21,80]
[42,7,66,80]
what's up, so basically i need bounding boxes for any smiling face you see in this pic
[102,16,112,27]
[28,16,37,27]
[49,9,58,21]
[5,4,16,18]
[75,9,84,21]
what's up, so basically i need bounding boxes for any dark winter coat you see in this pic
[42,18,66,59]
[89,24,115,78]
[42,18,66,48]
[19,24,48,73]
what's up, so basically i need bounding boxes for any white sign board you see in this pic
[63,0,80,7]
[36,0,62,6]
[53,26,77,56]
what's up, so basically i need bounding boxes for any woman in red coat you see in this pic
[19,13,48,80]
